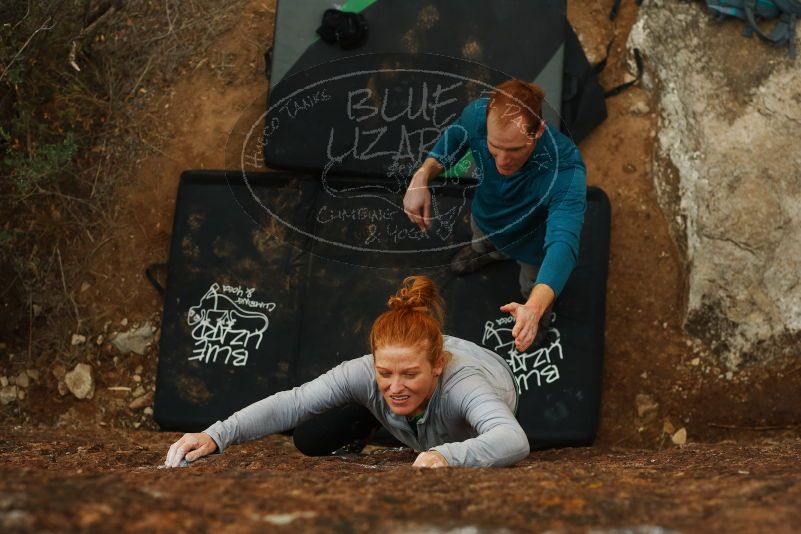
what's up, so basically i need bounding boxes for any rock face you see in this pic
[629,1,801,368]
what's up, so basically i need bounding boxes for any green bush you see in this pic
[4,133,79,194]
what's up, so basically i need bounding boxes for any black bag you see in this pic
[560,23,608,144]
[316,9,368,50]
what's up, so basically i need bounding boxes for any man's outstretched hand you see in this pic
[500,283,555,352]
[499,302,541,352]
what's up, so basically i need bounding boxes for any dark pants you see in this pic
[293,404,388,456]
[470,216,554,335]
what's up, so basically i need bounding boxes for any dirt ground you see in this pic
[2,0,801,532]
[2,428,800,533]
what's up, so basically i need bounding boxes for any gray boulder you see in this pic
[628,1,801,368]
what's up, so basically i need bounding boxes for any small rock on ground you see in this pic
[111,322,156,355]
[0,385,18,405]
[65,363,94,400]
[635,394,659,420]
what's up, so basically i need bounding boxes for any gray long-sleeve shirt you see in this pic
[203,335,530,467]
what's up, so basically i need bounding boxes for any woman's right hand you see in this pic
[164,432,218,467]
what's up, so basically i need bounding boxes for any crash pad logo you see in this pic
[481,313,564,394]
[187,283,276,367]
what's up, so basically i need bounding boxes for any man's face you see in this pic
[486,111,544,176]
[374,344,442,417]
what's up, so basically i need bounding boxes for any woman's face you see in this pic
[374,344,443,417]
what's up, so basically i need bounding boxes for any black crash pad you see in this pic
[153,170,609,448]
[263,0,567,175]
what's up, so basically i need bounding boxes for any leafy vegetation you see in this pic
[0,0,246,355]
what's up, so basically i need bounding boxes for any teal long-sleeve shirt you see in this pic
[428,98,586,297]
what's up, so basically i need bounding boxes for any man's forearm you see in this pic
[524,283,555,316]
[411,157,445,186]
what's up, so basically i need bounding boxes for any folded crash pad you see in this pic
[153,170,609,448]
[263,0,568,175]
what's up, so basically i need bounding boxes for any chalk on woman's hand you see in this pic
[158,458,190,469]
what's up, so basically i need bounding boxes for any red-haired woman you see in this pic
[165,276,529,468]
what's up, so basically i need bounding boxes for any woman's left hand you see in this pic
[413,451,449,468]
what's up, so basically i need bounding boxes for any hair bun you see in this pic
[386,276,444,325]
[370,276,450,369]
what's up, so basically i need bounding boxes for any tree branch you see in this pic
[0,16,56,83]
